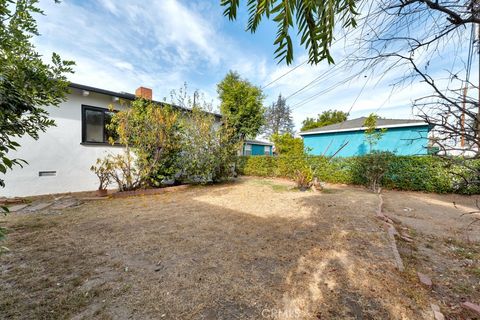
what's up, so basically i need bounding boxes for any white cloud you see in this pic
[98,0,119,15]
[113,61,134,72]
[33,0,476,133]
[34,0,244,100]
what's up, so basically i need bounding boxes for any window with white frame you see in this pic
[244,144,252,156]
[264,145,270,155]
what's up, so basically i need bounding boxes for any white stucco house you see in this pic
[2,83,220,197]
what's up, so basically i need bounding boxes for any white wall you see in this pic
[2,90,128,197]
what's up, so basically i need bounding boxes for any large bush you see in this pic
[239,154,480,194]
[181,106,239,183]
[109,99,183,187]
[93,97,242,191]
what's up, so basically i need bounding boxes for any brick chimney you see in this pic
[135,86,152,100]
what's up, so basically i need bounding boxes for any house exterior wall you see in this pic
[242,143,273,156]
[2,91,128,197]
[302,126,429,157]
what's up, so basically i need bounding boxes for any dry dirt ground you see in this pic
[382,190,480,319]
[0,177,478,319]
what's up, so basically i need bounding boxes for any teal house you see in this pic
[300,117,430,157]
[242,140,274,156]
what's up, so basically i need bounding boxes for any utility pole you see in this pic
[462,86,467,147]
[476,20,480,153]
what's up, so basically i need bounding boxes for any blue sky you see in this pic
[34,0,477,132]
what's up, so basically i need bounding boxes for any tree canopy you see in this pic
[221,0,358,64]
[0,0,74,191]
[301,109,348,131]
[271,133,304,156]
[263,94,294,137]
[217,71,265,141]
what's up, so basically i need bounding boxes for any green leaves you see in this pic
[363,113,386,153]
[0,0,74,188]
[301,109,348,131]
[221,0,240,20]
[240,155,480,194]
[217,71,266,141]
[221,0,358,64]
[107,99,184,189]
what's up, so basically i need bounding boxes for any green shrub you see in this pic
[238,154,480,194]
[293,165,313,190]
[356,151,394,192]
[243,156,278,176]
[382,156,452,193]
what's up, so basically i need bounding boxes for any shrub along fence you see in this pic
[236,155,480,194]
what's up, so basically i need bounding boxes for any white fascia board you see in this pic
[299,122,429,136]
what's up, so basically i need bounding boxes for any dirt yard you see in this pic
[0,177,479,319]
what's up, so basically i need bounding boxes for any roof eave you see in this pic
[299,122,430,136]
[68,82,222,118]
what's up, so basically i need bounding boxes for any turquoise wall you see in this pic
[243,143,273,156]
[302,126,429,157]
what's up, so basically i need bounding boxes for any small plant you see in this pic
[356,151,394,193]
[90,158,113,191]
[294,166,313,191]
[106,152,142,191]
[364,113,387,152]
[91,151,142,192]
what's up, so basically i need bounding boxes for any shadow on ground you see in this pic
[1,178,429,319]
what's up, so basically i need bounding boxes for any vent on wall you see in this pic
[39,171,56,177]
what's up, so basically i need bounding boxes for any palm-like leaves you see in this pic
[221,0,358,64]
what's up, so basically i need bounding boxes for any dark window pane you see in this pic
[85,109,104,142]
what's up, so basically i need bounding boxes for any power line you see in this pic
[284,58,348,101]
[290,70,365,110]
[321,77,371,156]
[261,60,308,89]
[262,32,351,90]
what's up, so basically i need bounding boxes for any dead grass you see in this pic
[384,192,480,319]
[1,177,434,319]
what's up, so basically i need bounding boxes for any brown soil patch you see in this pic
[383,190,480,319]
[1,178,432,319]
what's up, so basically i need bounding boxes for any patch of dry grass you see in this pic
[1,177,430,319]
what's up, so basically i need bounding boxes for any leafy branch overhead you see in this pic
[0,0,75,189]
[221,0,358,64]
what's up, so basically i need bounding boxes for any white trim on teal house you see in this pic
[300,117,431,157]
[241,140,273,156]
[300,121,430,135]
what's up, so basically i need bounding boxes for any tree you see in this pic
[1,0,74,242]
[301,109,348,131]
[263,94,294,137]
[363,113,386,153]
[108,99,183,189]
[271,133,303,156]
[221,0,358,64]
[217,71,265,141]
[170,85,240,183]
[0,0,74,190]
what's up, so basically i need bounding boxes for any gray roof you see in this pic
[245,139,273,146]
[300,117,428,135]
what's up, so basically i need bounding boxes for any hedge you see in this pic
[236,155,480,194]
